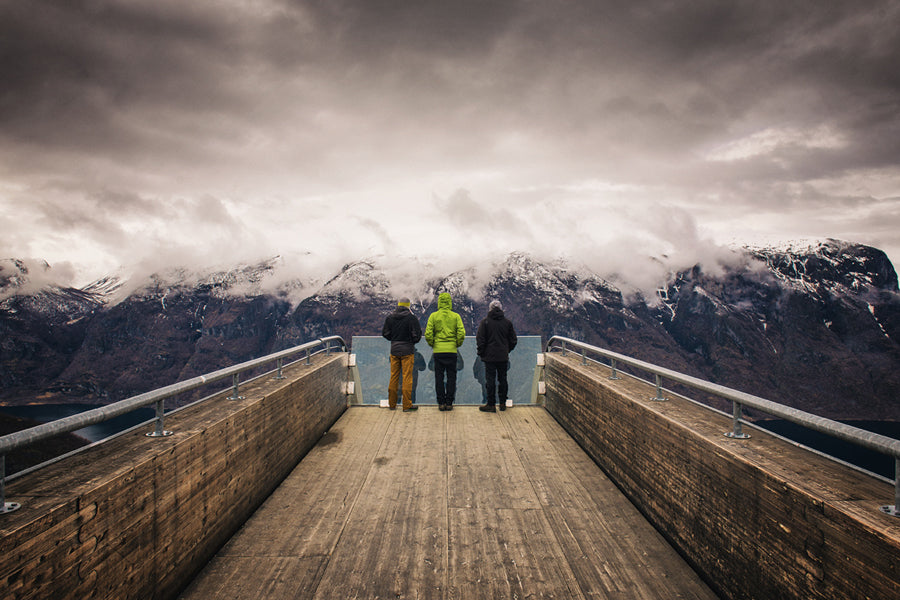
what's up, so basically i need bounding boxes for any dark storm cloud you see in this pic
[3,0,898,172]
[0,2,232,145]
[2,0,899,283]
[25,188,156,253]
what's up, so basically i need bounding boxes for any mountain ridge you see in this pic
[2,239,899,421]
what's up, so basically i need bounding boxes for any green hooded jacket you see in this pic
[425,292,466,353]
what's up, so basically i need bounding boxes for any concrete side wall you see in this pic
[543,354,900,600]
[1,354,348,600]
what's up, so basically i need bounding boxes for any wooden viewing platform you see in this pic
[179,405,718,599]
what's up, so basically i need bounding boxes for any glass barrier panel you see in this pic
[351,336,542,405]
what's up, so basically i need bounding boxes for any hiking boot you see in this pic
[402,405,418,412]
[499,403,507,411]
[479,404,496,412]
[445,404,453,411]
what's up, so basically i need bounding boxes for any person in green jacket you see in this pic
[425,292,466,411]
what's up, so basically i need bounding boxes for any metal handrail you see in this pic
[1,335,347,514]
[544,335,900,516]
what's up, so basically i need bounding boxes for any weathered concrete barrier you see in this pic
[544,353,900,600]
[1,353,348,600]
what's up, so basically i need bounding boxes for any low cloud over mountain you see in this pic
[2,240,899,422]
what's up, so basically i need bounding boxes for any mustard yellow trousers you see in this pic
[388,354,415,410]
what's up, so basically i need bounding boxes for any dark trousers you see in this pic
[433,353,458,405]
[484,360,508,406]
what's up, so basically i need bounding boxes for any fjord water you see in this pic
[757,420,900,479]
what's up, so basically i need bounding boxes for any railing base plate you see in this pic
[1,502,21,514]
[880,505,899,517]
[146,431,174,438]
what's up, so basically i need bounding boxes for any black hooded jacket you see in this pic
[382,305,422,356]
[476,307,517,362]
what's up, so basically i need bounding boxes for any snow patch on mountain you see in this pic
[1,258,108,319]
[747,238,898,298]
[1,258,55,299]
[319,260,392,301]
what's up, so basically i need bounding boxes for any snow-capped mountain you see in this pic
[1,258,109,316]
[2,240,899,421]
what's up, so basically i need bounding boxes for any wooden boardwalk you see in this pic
[179,406,718,599]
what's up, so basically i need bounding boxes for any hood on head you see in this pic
[438,292,452,310]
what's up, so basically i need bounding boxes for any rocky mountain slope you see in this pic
[2,241,899,421]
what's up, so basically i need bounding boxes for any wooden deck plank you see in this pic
[448,507,587,599]
[446,407,542,511]
[225,406,391,558]
[177,557,327,598]
[180,406,718,600]
[178,407,392,599]
[499,408,717,599]
[311,408,448,599]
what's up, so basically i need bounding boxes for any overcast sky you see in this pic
[2,0,899,291]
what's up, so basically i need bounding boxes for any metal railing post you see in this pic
[273,358,286,380]
[1,455,20,514]
[227,373,245,400]
[146,399,173,437]
[581,348,586,365]
[306,348,311,365]
[561,341,567,356]
[882,459,900,516]
[609,359,621,380]
[725,401,751,439]
[650,374,668,401]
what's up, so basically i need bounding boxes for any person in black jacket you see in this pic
[476,300,517,412]
[382,297,422,411]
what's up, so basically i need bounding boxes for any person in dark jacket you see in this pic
[476,300,517,412]
[382,297,422,412]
